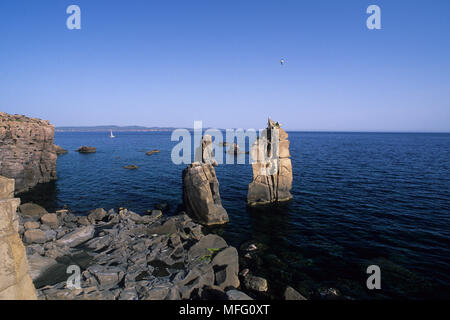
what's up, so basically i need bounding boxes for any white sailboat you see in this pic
[110,130,115,138]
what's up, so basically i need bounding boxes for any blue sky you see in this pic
[0,0,449,131]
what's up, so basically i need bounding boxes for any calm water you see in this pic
[22,131,450,299]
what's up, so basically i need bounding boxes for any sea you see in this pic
[21,131,450,299]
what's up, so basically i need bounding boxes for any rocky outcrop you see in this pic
[17,206,241,300]
[0,176,36,300]
[0,112,57,194]
[54,145,68,155]
[247,118,293,206]
[182,162,229,226]
[76,146,96,153]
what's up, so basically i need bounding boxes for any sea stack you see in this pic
[0,112,57,193]
[0,176,37,299]
[247,118,293,206]
[182,135,228,225]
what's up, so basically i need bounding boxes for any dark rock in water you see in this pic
[146,149,160,156]
[54,145,68,155]
[247,118,293,206]
[182,162,229,226]
[76,146,96,153]
[124,165,139,170]
[284,286,307,300]
[244,274,269,292]
[19,202,49,217]
[0,112,57,193]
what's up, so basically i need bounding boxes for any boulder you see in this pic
[41,213,59,229]
[24,229,47,244]
[182,162,229,226]
[0,112,57,193]
[56,226,95,248]
[187,234,228,264]
[247,118,293,206]
[19,203,48,217]
[244,275,268,292]
[211,247,240,290]
[24,221,40,230]
[284,286,307,300]
[87,208,107,223]
[76,146,96,153]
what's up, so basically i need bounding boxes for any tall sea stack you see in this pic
[247,118,293,206]
[0,112,57,193]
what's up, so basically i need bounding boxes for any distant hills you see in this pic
[55,125,178,132]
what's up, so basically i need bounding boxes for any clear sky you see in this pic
[0,0,449,131]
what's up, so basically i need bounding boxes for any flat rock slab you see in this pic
[56,226,95,248]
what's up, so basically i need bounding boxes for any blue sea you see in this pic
[22,131,450,299]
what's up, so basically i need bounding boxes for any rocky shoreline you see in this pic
[17,202,308,300]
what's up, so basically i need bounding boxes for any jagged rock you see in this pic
[0,112,57,193]
[56,226,95,248]
[226,289,253,300]
[54,145,68,155]
[182,162,229,226]
[77,216,90,226]
[41,213,59,229]
[247,118,293,206]
[76,146,96,153]
[211,247,240,290]
[24,229,47,244]
[194,135,218,167]
[244,275,269,292]
[284,286,307,300]
[19,203,49,217]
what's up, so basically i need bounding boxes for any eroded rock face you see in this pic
[0,176,36,300]
[0,112,57,194]
[247,118,293,206]
[182,162,229,226]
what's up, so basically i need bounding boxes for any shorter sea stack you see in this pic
[182,162,229,226]
[247,118,293,206]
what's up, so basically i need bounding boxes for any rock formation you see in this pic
[247,118,293,206]
[0,176,37,299]
[0,112,57,194]
[182,163,229,226]
[76,146,96,153]
[183,135,228,225]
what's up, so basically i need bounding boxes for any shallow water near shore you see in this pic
[20,131,450,299]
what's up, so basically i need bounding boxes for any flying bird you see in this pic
[280,58,285,66]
